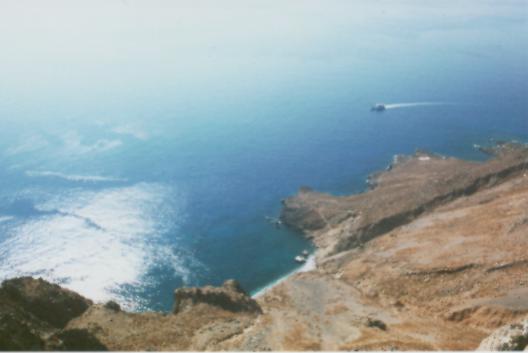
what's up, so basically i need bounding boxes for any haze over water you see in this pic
[0,1,527,311]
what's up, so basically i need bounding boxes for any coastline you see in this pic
[3,142,528,350]
[251,255,316,299]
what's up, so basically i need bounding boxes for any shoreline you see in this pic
[4,142,528,350]
[251,255,316,299]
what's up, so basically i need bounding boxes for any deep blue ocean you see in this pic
[0,1,527,311]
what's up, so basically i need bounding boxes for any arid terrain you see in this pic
[2,142,528,351]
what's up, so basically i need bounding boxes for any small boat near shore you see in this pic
[295,255,307,263]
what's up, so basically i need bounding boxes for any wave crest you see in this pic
[26,171,126,183]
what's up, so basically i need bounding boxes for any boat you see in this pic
[294,255,307,263]
[302,250,309,256]
[371,103,386,112]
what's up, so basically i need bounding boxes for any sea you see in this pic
[0,1,527,311]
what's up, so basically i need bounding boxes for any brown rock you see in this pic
[103,301,121,312]
[46,329,107,351]
[1,277,92,328]
[280,142,528,257]
[478,318,528,351]
[0,277,101,351]
[0,310,45,350]
[173,280,261,314]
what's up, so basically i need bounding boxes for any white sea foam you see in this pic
[384,102,451,109]
[251,255,316,299]
[25,171,126,183]
[60,131,122,155]
[112,124,149,141]
[0,183,190,311]
[0,216,14,223]
[5,134,49,156]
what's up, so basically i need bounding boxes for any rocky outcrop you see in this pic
[0,277,103,351]
[478,317,528,351]
[46,329,108,351]
[0,309,45,350]
[1,277,92,328]
[0,277,260,351]
[60,280,261,351]
[173,279,261,314]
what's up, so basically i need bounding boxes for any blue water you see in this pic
[0,1,527,311]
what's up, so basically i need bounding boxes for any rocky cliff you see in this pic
[0,277,104,350]
[0,278,261,351]
[2,142,527,351]
[281,142,528,259]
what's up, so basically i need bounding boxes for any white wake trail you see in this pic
[384,102,450,109]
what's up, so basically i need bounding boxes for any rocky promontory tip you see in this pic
[281,142,528,258]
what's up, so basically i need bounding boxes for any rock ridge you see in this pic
[280,142,528,258]
[0,277,104,351]
[173,279,262,314]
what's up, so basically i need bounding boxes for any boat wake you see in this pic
[384,102,451,110]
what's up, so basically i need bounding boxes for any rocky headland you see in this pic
[2,142,528,351]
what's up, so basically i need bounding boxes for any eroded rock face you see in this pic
[280,188,331,233]
[478,317,528,351]
[0,310,44,350]
[46,329,108,351]
[0,277,101,351]
[1,277,92,328]
[281,143,528,258]
[173,279,262,314]
[65,280,262,351]
[0,277,261,351]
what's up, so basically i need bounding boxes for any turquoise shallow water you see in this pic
[0,1,527,311]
